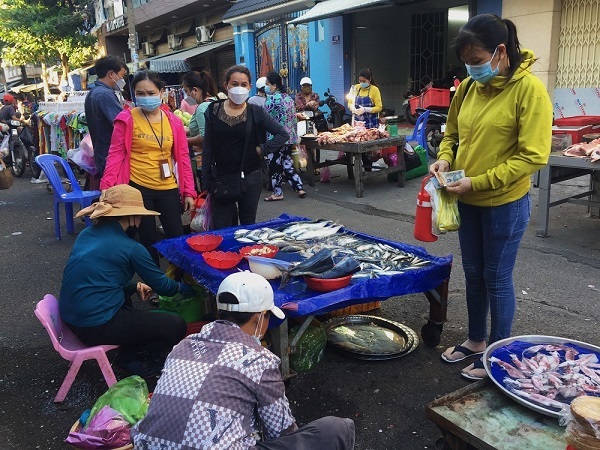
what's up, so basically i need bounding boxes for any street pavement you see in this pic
[0,154,599,449]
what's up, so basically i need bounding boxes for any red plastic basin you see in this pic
[239,244,279,259]
[186,234,223,252]
[304,274,352,292]
[202,251,243,270]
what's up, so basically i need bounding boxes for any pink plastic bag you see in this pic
[80,133,94,157]
[65,405,131,449]
[320,166,331,183]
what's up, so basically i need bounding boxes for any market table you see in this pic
[536,152,600,237]
[426,379,565,450]
[155,214,452,378]
[301,136,406,198]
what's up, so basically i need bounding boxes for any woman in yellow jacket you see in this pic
[430,14,552,381]
[348,68,382,171]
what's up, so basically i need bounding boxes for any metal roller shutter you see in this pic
[215,46,236,87]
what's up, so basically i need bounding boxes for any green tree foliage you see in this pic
[0,0,97,86]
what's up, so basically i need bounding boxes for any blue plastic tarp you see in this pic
[155,214,453,317]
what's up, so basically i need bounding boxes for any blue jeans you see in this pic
[457,194,530,344]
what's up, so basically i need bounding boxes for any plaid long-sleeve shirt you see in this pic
[131,320,295,449]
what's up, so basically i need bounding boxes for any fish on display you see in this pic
[234,219,432,277]
[279,249,335,288]
[490,343,600,412]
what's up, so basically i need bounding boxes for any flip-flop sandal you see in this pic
[264,196,284,202]
[461,359,487,381]
[440,344,484,364]
[298,191,306,198]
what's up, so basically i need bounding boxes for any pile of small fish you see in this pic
[234,220,430,278]
[491,343,600,411]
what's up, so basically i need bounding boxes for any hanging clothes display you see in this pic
[164,85,184,111]
[34,102,87,159]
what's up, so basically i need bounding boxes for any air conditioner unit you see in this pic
[167,34,182,49]
[143,42,155,55]
[195,26,214,44]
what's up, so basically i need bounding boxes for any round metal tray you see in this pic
[324,315,419,360]
[484,335,600,418]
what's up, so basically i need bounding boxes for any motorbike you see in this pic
[403,76,462,126]
[418,108,448,159]
[319,88,351,129]
[0,120,41,178]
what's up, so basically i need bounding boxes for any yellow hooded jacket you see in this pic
[438,49,553,207]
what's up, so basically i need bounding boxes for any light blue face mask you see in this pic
[465,47,499,84]
[136,95,162,112]
[359,82,370,89]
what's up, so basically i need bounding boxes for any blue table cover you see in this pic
[155,214,453,317]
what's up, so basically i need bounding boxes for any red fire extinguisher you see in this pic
[414,175,438,242]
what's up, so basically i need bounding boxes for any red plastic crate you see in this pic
[552,125,600,145]
[554,115,600,127]
[409,88,451,114]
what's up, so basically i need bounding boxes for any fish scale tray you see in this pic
[154,213,452,318]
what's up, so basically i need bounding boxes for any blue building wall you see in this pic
[233,23,258,93]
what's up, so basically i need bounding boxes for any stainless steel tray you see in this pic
[324,315,418,360]
[483,335,600,418]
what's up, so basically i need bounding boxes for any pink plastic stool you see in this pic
[34,294,118,402]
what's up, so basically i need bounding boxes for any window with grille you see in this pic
[556,0,600,88]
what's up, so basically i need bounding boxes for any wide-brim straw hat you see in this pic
[76,184,160,219]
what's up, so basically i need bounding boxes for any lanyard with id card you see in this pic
[143,110,171,179]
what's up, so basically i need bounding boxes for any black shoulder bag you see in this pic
[211,104,253,204]
[451,78,475,157]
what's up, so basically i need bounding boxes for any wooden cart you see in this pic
[426,379,566,450]
[301,136,406,198]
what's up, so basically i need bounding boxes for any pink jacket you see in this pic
[100,108,197,200]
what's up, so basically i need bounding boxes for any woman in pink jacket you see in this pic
[101,70,196,264]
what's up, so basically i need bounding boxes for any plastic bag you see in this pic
[1,134,9,153]
[80,133,94,157]
[158,287,208,323]
[190,193,212,232]
[68,148,97,175]
[297,145,308,169]
[320,166,331,183]
[66,405,131,449]
[289,324,327,372]
[86,376,149,427]
[425,181,460,234]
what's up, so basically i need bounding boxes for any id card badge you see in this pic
[159,159,171,179]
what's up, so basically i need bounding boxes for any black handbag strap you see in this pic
[239,104,253,177]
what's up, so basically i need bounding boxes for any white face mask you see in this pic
[111,74,126,90]
[252,312,265,345]
[228,86,249,105]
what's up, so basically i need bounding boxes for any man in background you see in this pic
[84,56,127,189]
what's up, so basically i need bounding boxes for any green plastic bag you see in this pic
[158,287,208,323]
[86,376,149,426]
[289,324,327,372]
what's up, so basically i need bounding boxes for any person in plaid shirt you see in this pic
[131,271,355,449]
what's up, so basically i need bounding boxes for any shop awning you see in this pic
[146,39,233,73]
[289,0,392,24]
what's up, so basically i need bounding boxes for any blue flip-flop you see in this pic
[440,344,484,364]
[461,358,487,381]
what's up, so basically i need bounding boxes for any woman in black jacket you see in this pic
[202,65,289,230]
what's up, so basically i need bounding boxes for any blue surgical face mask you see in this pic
[465,47,499,84]
[136,95,162,112]
[360,82,370,89]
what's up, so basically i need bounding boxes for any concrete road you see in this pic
[0,157,598,449]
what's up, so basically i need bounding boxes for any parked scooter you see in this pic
[418,108,448,159]
[319,88,351,129]
[0,120,40,177]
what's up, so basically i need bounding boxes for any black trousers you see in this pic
[211,169,263,230]
[130,181,184,265]
[66,294,186,364]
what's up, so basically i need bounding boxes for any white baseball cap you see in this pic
[300,77,312,86]
[256,77,267,90]
[217,271,285,319]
